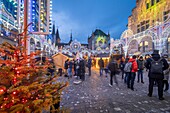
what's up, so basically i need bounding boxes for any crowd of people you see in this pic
[108,50,169,100]
[64,57,92,81]
[62,50,169,100]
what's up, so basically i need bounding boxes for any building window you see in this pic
[152,20,155,25]
[151,0,155,6]
[141,26,145,32]
[164,16,168,21]
[146,24,149,29]
[146,3,149,9]
[156,0,160,3]
[163,10,169,21]
[137,29,140,33]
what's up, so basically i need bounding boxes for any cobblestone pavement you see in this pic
[58,68,170,113]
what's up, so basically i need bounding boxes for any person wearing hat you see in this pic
[137,56,144,83]
[145,50,169,100]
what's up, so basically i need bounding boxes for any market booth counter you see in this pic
[94,53,123,69]
[94,53,110,69]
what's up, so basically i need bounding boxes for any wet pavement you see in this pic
[58,68,170,113]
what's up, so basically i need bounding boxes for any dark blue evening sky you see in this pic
[52,0,136,43]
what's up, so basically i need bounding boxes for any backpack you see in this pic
[150,58,163,75]
[78,60,84,70]
[119,63,124,70]
[124,62,132,72]
[108,61,118,73]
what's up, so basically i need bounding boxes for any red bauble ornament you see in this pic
[13,77,17,84]
[5,102,13,109]
[0,86,6,95]
[12,91,17,95]
[0,89,4,95]
[4,97,8,101]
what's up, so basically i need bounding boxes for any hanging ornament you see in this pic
[4,97,8,101]
[13,77,17,84]
[0,89,5,95]
[5,102,13,109]
[12,91,17,95]
[0,86,6,95]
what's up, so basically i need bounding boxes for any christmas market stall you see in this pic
[52,53,73,70]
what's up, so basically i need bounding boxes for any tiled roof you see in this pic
[93,29,108,36]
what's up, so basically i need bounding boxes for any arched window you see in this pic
[151,0,154,6]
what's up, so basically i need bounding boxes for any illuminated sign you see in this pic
[94,35,109,50]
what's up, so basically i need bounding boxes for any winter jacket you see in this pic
[64,61,69,69]
[137,59,144,70]
[68,61,73,69]
[77,59,85,74]
[98,59,104,68]
[87,58,92,68]
[145,54,169,79]
[163,68,169,81]
[129,58,138,72]
[119,62,125,70]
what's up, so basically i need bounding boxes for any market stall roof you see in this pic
[62,53,74,58]
[52,53,74,69]
[52,53,73,58]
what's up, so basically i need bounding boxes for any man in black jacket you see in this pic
[145,50,169,100]
[137,56,144,83]
[98,57,104,76]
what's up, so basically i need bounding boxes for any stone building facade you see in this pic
[128,0,170,34]
[112,0,170,57]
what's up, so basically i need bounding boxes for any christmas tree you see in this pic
[0,42,68,113]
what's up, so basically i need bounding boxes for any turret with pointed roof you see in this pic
[69,32,73,44]
[51,22,56,44]
[55,28,61,46]
[52,23,55,36]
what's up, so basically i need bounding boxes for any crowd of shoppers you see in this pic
[61,50,169,100]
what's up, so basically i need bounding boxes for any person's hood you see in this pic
[129,58,136,62]
[152,54,160,61]
[139,59,143,61]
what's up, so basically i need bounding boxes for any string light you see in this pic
[0,89,4,94]
[12,91,16,95]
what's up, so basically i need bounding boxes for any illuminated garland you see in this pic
[0,42,68,112]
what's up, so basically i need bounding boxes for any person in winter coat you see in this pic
[145,50,169,100]
[119,60,125,79]
[98,57,104,76]
[124,57,130,83]
[137,56,144,83]
[67,60,73,79]
[161,56,169,92]
[87,57,92,76]
[108,57,118,86]
[64,59,69,77]
[73,59,77,76]
[127,55,138,91]
[163,67,169,92]
[79,58,86,81]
